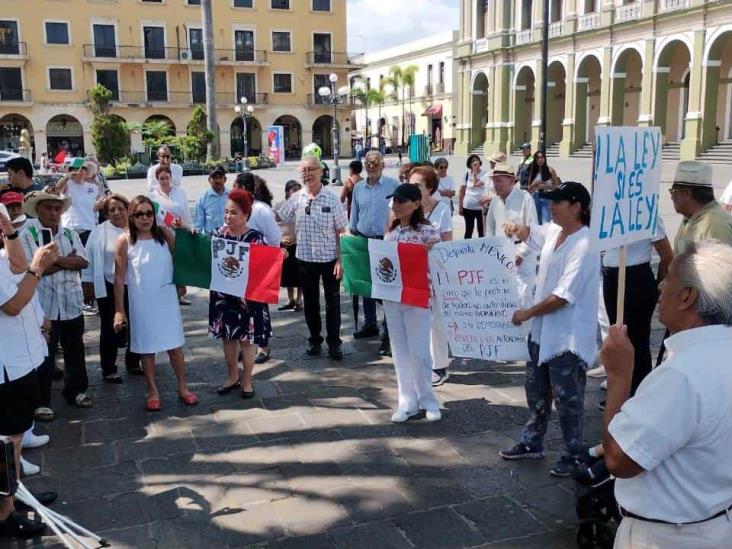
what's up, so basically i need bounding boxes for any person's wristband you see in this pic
[3,231,18,240]
[26,269,41,280]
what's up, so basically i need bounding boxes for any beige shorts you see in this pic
[613,514,732,549]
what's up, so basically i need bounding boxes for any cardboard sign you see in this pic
[591,126,662,251]
[429,238,530,362]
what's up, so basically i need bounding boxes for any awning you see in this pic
[422,104,442,118]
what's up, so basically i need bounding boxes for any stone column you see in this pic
[700,63,720,151]
[637,39,655,127]
[610,74,625,126]
[681,29,706,160]
[560,53,576,157]
[532,61,543,150]
[597,46,613,126]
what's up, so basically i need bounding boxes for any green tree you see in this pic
[350,77,386,149]
[141,119,175,150]
[385,64,419,149]
[181,105,214,162]
[87,84,130,165]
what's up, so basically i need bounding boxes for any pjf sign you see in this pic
[591,127,662,251]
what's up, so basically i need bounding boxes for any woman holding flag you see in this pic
[113,195,197,411]
[383,183,442,423]
[209,188,272,399]
[148,165,191,228]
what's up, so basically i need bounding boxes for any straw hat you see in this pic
[489,162,515,176]
[23,187,71,218]
[672,161,713,188]
[488,151,507,164]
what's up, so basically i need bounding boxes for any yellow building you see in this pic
[455,0,732,162]
[0,0,357,162]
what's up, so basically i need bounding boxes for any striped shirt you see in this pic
[21,219,88,321]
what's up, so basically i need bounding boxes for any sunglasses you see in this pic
[305,198,313,215]
[132,210,154,219]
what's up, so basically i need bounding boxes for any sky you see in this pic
[347,0,459,55]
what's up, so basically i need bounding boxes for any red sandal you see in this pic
[145,398,162,412]
[179,392,199,406]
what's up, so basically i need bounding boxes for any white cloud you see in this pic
[347,0,459,54]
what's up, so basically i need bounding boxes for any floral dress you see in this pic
[208,227,273,345]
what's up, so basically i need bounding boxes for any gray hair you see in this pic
[676,240,732,325]
[364,150,383,162]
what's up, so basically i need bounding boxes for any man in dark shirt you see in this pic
[5,157,43,197]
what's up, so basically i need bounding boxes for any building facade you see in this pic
[0,0,356,162]
[455,0,732,161]
[348,32,458,154]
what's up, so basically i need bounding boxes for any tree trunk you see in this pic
[401,88,406,149]
[201,0,219,160]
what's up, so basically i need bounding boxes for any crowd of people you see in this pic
[1,142,732,545]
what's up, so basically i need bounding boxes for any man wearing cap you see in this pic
[193,167,229,235]
[516,143,533,190]
[348,150,397,349]
[500,181,600,478]
[1,192,27,231]
[5,157,43,197]
[485,162,538,310]
[146,145,183,193]
[670,161,732,254]
[20,188,91,418]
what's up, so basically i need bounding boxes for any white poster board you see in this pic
[429,238,530,362]
[591,126,662,252]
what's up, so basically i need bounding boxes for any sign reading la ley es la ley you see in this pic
[591,126,662,251]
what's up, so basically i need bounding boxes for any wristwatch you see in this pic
[3,231,18,240]
[26,269,41,280]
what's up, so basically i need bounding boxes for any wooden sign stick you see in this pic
[616,245,627,325]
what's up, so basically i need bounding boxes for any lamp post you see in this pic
[234,96,254,169]
[317,72,347,186]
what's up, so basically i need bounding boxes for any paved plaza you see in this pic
[12,155,727,548]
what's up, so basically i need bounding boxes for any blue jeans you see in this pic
[362,297,389,336]
[532,192,552,224]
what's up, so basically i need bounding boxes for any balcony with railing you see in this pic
[306,93,356,108]
[0,41,28,64]
[615,3,641,22]
[0,89,31,103]
[515,29,533,45]
[548,21,564,38]
[305,51,364,68]
[660,0,690,12]
[82,44,268,65]
[577,12,601,31]
[103,90,268,106]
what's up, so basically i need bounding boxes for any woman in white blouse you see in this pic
[56,162,105,245]
[458,154,491,238]
[148,165,191,228]
[82,195,142,382]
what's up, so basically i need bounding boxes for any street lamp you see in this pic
[234,96,254,169]
[317,72,345,186]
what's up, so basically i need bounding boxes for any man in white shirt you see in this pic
[500,182,599,478]
[601,240,732,548]
[146,145,183,192]
[485,162,538,309]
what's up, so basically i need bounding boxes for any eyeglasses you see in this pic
[668,187,687,197]
[132,210,154,219]
[365,161,381,168]
[305,198,313,216]
[300,167,320,174]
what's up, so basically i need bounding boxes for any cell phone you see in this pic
[41,228,53,246]
[0,436,17,496]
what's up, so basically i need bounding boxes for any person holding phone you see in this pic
[20,188,92,420]
[55,160,105,246]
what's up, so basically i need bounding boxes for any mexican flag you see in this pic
[152,201,177,227]
[172,229,283,304]
[341,235,430,308]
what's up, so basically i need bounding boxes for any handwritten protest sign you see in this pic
[591,126,662,251]
[429,238,530,362]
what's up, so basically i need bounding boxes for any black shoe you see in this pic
[379,336,391,357]
[353,324,379,339]
[241,388,256,399]
[14,491,58,512]
[53,367,64,380]
[254,351,270,364]
[103,374,124,384]
[277,302,295,311]
[306,343,322,356]
[216,379,241,395]
[126,366,144,376]
[328,346,343,360]
[0,511,46,538]
[550,455,582,478]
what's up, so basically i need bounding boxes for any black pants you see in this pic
[96,281,140,376]
[39,315,88,406]
[299,259,341,348]
[602,262,658,395]
[462,208,484,239]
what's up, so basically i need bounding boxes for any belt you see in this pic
[603,261,652,272]
[619,504,732,526]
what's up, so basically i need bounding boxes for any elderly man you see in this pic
[21,188,91,418]
[193,166,229,235]
[601,240,732,548]
[670,160,732,254]
[348,150,398,348]
[279,155,347,360]
[146,145,183,192]
[485,162,538,310]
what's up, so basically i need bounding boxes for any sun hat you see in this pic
[488,151,507,163]
[672,161,713,188]
[22,187,71,218]
[489,162,515,177]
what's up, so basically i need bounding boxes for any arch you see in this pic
[513,63,535,89]
[547,56,568,76]
[46,114,84,160]
[514,65,536,148]
[611,47,643,126]
[470,69,490,90]
[471,71,489,150]
[0,113,34,160]
[575,52,603,82]
[653,35,693,73]
[312,115,336,158]
[701,29,732,149]
[230,115,262,157]
[611,43,644,73]
[653,40,691,143]
[574,54,602,146]
[547,61,566,146]
[273,115,302,160]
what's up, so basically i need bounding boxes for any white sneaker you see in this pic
[587,365,607,379]
[425,409,442,422]
[22,429,49,449]
[21,457,40,477]
[600,379,607,390]
[391,409,419,423]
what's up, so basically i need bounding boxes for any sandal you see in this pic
[179,392,199,406]
[34,407,55,422]
[277,302,296,311]
[254,351,270,364]
[145,398,162,412]
[216,380,241,395]
[73,393,93,408]
[104,374,123,384]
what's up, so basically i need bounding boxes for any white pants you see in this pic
[516,254,537,311]
[614,515,732,549]
[430,303,450,371]
[384,301,440,413]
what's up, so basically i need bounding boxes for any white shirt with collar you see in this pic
[610,325,732,523]
[603,217,667,268]
[486,187,538,260]
[526,223,600,366]
[248,201,282,247]
[148,186,191,227]
[462,169,493,210]
[146,163,183,192]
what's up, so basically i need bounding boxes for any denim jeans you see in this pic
[532,192,552,224]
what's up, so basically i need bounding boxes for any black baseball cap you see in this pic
[387,183,422,203]
[285,180,302,193]
[542,181,591,210]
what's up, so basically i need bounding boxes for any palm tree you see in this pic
[350,78,385,150]
[385,64,419,149]
[201,0,219,159]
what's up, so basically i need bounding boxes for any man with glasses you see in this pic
[146,146,183,193]
[348,151,397,351]
[278,156,347,360]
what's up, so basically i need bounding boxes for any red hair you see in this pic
[228,188,253,217]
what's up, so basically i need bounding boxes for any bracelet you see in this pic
[4,231,18,240]
[26,269,41,280]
